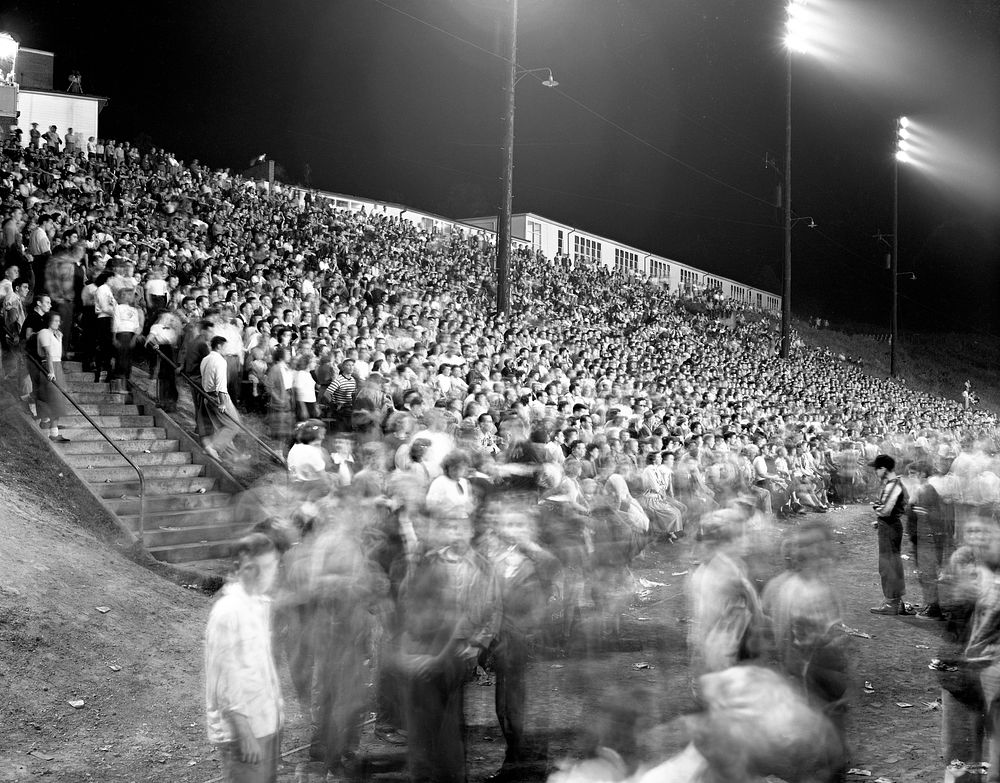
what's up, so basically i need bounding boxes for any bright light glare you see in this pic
[895,150,912,164]
[898,116,911,128]
[897,139,912,153]
[898,127,911,140]
[0,33,18,61]
[784,34,813,54]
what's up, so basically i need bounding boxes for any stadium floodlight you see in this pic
[894,150,912,164]
[0,32,18,60]
[898,116,911,129]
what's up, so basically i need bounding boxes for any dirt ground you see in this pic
[0,399,947,782]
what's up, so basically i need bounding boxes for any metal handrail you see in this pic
[144,343,287,468]
[25,352,146,542]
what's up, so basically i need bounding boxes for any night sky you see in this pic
[3,0,998,332]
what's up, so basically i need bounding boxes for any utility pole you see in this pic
[495,0,518,316]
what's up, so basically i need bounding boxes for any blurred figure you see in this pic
[205,534,283,783]
[309,503,388,781]
[686,509,762,677]
[548,667,845,783]
[906,460,947,619]
[397,511,499,783]
[478,494,559,781]
[762,520,850,753]
[936,514,999,783]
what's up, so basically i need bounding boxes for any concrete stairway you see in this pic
[55,361,250,565]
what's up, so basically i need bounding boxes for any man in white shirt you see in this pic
[204,533,283,783]
[200,336,241,461]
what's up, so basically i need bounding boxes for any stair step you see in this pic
[77,404,141,416]
[66,391,130,404]
[94,477,217,497]
[63,371,101,382]
[80,464,205,481]
[122,506,235,530]
[105,492,231,515]
[60,415,156,428]
[66,381,112,392]
[65,451,192,468]
[146,540,243,564]
[59,439,179,455]
[63,361,83,373]
[60,426,166,441]
[143,521,249,549]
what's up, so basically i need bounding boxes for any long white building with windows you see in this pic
[461,211,781,313]
[271,183,782,314]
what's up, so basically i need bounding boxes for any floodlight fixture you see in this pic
[0,32,18,61]
[898,116,911,129]
[895,150,911,164]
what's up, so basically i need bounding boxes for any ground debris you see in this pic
[840,624,872,639]
[95,606,111,614]
[863,681,875,694]
[846,770,871,777]
[67,700,85,709]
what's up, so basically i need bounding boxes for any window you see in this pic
[574,235,602,265]
[756,293,763,308]
[527,221,542,251]
[557,230,564,255]
[615,247,638,274]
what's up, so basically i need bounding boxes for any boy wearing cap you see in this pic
[869,454,911,615]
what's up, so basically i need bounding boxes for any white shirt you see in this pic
[200,351,229,395]
[204,582,283,743]
[293,369,316,403]
[95,283,116,318]
[287,442,326,482]
[37,328,63,362]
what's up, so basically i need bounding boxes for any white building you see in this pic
[461,212,780,312]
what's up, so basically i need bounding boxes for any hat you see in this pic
[868,454,895,471]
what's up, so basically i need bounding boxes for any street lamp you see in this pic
[495,0,559,316]
[890,115,911,378]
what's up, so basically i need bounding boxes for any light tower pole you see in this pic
[891,116,911,378]
[496,0,518,316]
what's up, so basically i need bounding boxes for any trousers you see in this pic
[877,518,905,602]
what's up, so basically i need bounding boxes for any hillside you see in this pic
[796,320,1000,415]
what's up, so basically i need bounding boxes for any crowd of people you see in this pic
[2,133,1000,782]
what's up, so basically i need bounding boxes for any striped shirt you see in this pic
[324,373,356,409]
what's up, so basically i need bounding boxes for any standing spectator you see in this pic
[93,271,116,381]
[110,288,143,391]
[200,335,242,462]
[44,125,62,153]
[2,277,30,380]
[868,455,911,615]
[28,214,54,295]
[35,310,71,442]
[28,122,41,149]
[322,358,357,433]
[265,346,295,451]
[204,533,283,783]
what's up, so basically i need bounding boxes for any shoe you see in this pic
[917,604,943,619]
[49,435,71,443]
[898,603,916,616]
[870,602,900,615]
[374,727,407,745]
